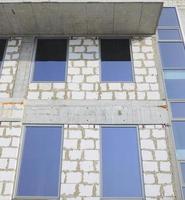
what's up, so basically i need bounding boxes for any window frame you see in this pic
[100,125,145,200]
[30,37,69,83]
[158,27,183,42]
[0,38,9,76]
[13,124,64,200]
[157,7,185,200]
[99,38,135,83]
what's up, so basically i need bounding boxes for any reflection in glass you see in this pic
[101,39,132,81]
[180,163,185,184]
[158,8,179,27]
[33,39,67,81]
[159,43,185,69]
[101,61,133,81]
[158,29,181,40]
[164,70,185,99]
[172,121,185,150]
[102,127,142,197]
[171,103,185,118]
[17,126,62,197]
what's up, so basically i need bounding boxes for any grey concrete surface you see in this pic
[13,37,35,98]
[23,100,169,124]
[0,1,162,35]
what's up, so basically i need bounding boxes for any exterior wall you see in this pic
[0,38,22,98]
[0,122,22,200]
[0,1,184,199]
[0,123,175,199]
[139,125,175,199]
[61,125,100,200]
[27,36,161,100]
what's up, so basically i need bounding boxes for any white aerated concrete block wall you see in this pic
[0,122,22,200]
[0,124,176,199]
[0,38,22,98]
[61,125,100,200]
[139,125,175,199]
[27,37,161,100]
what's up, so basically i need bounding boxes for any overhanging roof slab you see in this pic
[0,1,163,36]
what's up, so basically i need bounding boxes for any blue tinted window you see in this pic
[102,127,142,197]
[173,121,185,150]
[171,103,185,118]
[33,39,67,82]
[183,187,185,199]
[101,39,133,82]
[158,8,179,27]
[16,126,62,197]
[164,70,185,99]
[158,29,181,40]
[159,43,185,69]
[180,163,185,184]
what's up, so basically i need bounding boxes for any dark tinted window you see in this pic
[159,43,185,68]
[102,127,142,197]
[101,39,133,81]
[16,126,62,197]
[33,39,67,81]
[158,8,179,27]
[0,39,6,67]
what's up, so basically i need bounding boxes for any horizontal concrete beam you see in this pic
[23,100,169,124]
[0,1,163,35]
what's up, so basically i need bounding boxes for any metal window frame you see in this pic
[157,6,185,200]
[13,124,64,200]
[29,37,69,83]
[157,28,183,42]
[99,37,135,83]
[100,125,145,200]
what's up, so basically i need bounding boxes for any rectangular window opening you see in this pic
[101,126,143,198]
[32,39,67,82]
[15,126,63,198]
[0,39,7,70]
[100,39,133,82]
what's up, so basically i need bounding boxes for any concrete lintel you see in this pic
[23,100,169,124]
[13,37,35,98]
[0,1,163,36]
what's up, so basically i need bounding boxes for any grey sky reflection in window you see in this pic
[171,103,185,118]
[164,70,185,99]
[158,29,181,40]
[33,39,67,81]
[159,43,185,69]
[102,127,142,197]
[101,39,133,81]
[16,126,62,197]
[158,8,179,27]
[0,39,6,68]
